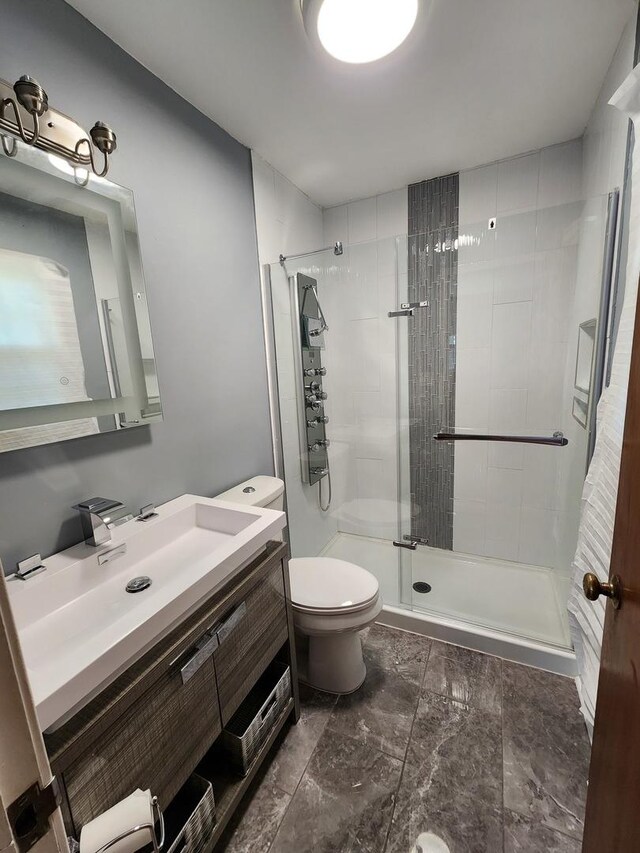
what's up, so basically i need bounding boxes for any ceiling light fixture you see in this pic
[302,0,419,64]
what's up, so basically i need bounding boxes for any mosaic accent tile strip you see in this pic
[407,174,459,549]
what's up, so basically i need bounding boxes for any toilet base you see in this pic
[306,631,367,694]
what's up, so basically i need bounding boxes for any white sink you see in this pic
[7,494,286,730]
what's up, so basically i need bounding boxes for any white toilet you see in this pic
[215,475,382,694]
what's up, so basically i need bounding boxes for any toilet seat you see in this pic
[288,557,379,615]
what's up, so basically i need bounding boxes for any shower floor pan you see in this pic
[320,532,576,677]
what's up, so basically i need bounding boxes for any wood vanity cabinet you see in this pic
[44,541,298,840]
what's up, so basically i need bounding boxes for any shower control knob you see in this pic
[308,381,321,393]
[318,439,330,448]
[306,392,327,405]
[308,442,321,453]
[306,396,322,412]
[307,416,329,427]
[304,367,327,377]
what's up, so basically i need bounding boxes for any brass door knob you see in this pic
[583,573,622,609]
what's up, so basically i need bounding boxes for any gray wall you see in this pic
[0,0,273,573]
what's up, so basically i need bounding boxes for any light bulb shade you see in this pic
[303,0,419,64]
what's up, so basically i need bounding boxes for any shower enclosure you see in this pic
[262,144,620,670]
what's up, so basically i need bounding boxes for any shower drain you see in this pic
[126,576,152,593]
[412,581,432,594]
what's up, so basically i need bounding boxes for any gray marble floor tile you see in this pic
[269,729,403,853]
[364,624,432,684]
[263,684,338,795]
[216,779,291,853]
[327,653,422,760]
[502,662,590,840]
[386,764,504,853]
[504,810,581,852]
[407,692,503,806]
[423,643,502,713]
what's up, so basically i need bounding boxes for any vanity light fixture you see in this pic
[301,0,419,64]
[0,74,117,179]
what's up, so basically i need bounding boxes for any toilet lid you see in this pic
[288,557,379,613]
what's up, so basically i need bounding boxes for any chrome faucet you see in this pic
[72,497,131,546]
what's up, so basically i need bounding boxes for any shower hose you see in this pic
[318,465,332,512]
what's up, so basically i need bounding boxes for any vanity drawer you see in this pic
[63,641,222,833]
[214,560,289,724]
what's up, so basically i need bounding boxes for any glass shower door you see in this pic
[394,187,615,649]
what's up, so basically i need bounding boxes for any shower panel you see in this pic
[291,273,330,486]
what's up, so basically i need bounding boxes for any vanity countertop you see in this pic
[7,494,285,730]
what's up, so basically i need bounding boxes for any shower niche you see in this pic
[293,273,329,486]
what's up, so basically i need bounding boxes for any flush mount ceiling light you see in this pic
[302,0,419,64]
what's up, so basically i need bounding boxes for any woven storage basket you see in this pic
[164,774,216,853]
[222,661,291,776]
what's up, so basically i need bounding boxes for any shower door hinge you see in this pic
[401,300,429,310]
[8,777,62,853]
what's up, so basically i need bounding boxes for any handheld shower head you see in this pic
[334,241,343,256]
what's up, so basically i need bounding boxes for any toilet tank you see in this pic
[214,475,285,511]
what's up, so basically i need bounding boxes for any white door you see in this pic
[0,563,67,853]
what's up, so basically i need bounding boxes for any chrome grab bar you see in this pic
[434,430,568,447]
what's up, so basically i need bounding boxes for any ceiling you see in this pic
[65,0,635,207]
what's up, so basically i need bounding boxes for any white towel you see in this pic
[567,64,640,731]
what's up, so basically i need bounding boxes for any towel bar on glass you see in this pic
[433,430,568,447]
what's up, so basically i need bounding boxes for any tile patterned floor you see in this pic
[216,625,590,853]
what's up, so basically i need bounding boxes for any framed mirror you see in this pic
[0,140,162,453]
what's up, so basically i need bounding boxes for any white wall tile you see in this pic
[522,445,561,509]
[531,247,578,345]
[484,537,520,562]
[490,301,532,389]
[324,204,348,246]
[489,388,528,432]
[348,241,378,320]
[526,340,567,431]
[497,152,540,213]
[454,441,488,503]
[458,223,496,265]
[488,443,524,471]
[376,189,407,239]
[459,164,498,225]
[519,506,560,568]
[457,263,494,349]
[493,256,535,304]
[455,348,490,430]
[377,236,397,277]
[536,201,583,253]
[348,197,377,244]
[487,467,523,506]
[538,139,584,209]
[453,499,487,555]
[496,210,537,259]
[485,502,522,559]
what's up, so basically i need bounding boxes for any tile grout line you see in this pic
[264,698,339,853]
[381,638,434,853]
